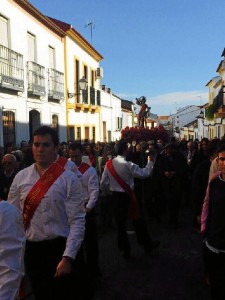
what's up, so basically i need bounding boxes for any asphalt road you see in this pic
[92,204,212,300]
[24,203,211,300]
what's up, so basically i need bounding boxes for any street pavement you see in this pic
[25,203,211,300]
[92,204,212,300]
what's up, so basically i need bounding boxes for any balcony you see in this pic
[27,61,45,96]
[0,44,24,92]
[48,68,64,101]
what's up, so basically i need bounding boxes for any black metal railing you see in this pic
[27,61,45,95]
[48,68,64,100]
[82,89,88,104]
[96,90,101,106]
[0,44,24,91]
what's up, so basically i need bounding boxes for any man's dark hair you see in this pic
[216,143,225,156]
[33,126,59,146]
[68,142,83,153]
[116,140,128,156]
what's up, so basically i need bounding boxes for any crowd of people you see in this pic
[0,128,225,299]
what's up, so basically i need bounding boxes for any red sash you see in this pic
[23,156,67,230]
[78,162,90,174]
[106,159,140,220]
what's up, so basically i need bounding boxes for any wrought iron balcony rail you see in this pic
[0,44,24,91]
[96,89,101,106]
[48,68,64,100]
[27,61,45,96]
[74,87,101,106]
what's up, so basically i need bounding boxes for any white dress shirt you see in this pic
[80,165,99,210]
[0,201,26,300]
[8,163,85,259]
[100,155,153,194]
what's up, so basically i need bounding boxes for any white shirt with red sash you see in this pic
[100,155,153,194]
[0,201,25,300]
[8,162,85,260]
[78,162,99,210]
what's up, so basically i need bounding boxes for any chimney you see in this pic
[102,85,106,91]
[107,88,111,94]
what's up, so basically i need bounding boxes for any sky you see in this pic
[29,0,225,116]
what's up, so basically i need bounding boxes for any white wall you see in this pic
[1,0,67,146]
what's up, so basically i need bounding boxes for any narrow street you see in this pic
[25,203,211,300]
[92,204,211,300]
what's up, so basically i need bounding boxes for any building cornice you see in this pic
[67,28,103,62]
[13,0,65,37]
[48,17,103,62]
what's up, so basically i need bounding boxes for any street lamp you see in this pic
[68,77,88,98]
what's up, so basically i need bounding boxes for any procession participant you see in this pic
[201,144,225,299]
[100,139,156,258]
[69,142,100,277]
[8,126,85,300]
[0,200,25,300]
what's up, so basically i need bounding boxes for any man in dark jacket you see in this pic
[0,154,18,200]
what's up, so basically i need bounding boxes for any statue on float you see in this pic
[135,96,151,127]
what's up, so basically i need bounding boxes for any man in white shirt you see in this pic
[0,201,25,300]
[100,139,157,258]
[69,142,100,277]
[8,126,85,300]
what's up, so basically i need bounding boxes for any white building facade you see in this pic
[0,0,67,147]
[49,17,104,143]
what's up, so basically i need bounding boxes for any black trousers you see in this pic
[112,191,153,255]
[25,237,88,300]
[84,209,99,274]
[204,244,225,300]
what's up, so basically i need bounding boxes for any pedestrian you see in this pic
[0,200,26,300]
[160,142,188,229]
[0,154,18,200]
[69,142,101,277]
[201,144,225,299]
[100,139,158,258]
[8,126,85,300]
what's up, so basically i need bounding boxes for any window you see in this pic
[27,32,36,62]
[0,15,9,47]
[76,127,81,140]
[49,46,55,69]
[84,65,88,79]
[92,126,95,142]
[116,117,122,130]
[91,70,94,87]
[2,110,16,147]
[75,59,80,101]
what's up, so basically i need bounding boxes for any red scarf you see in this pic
[23,156,67,230]
[78,162,90,174]
[106,159,140,219]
